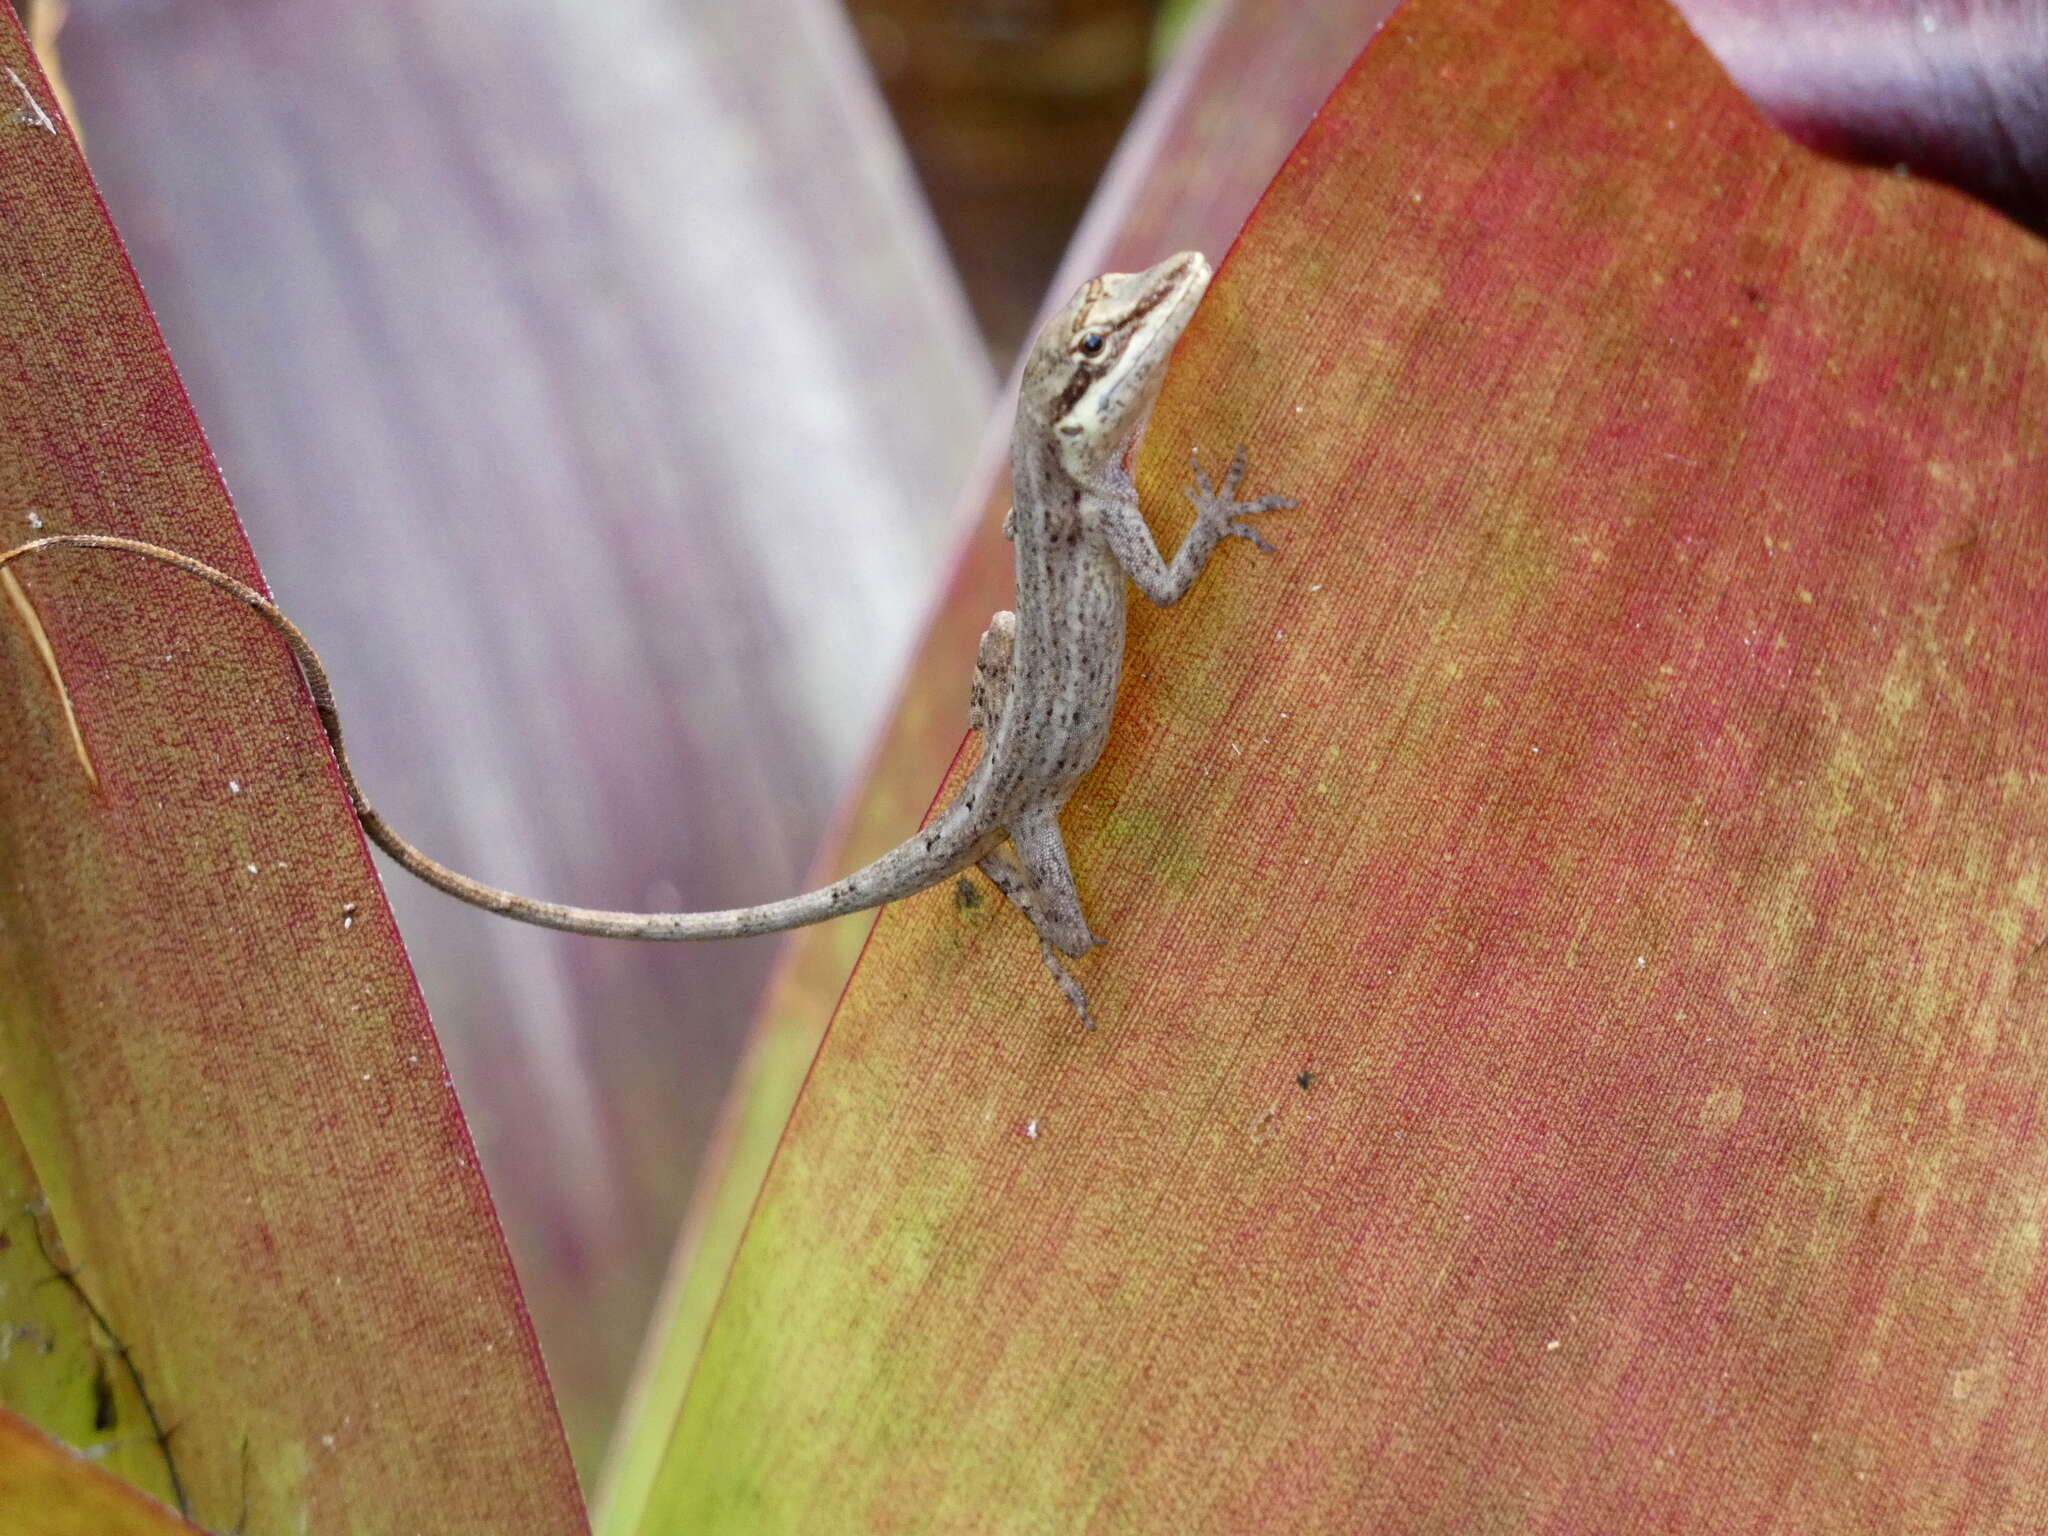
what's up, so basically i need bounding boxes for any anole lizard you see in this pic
[0,250,1293,1027]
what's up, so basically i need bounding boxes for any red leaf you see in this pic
[632,0,2048,1524]
[597,0,1398,1521]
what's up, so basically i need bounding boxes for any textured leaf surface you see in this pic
[58,0,989,1463]
[640,0,2048,1525]
[594,0,1400,1524]
[0,1408,192,1536]
[0,19,583,1533]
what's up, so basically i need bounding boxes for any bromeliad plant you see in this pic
[2,0,2044,1531]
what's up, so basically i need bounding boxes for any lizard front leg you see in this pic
[1101,445,1295,605]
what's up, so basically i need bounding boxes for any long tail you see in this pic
[0,534,967,940]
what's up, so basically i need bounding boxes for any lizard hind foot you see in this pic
[1039,942,1098,1031]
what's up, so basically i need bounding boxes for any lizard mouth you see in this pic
[1123,251,1211,366]
[1089,251,1212,439]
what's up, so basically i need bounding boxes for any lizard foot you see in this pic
[1040,941,1098,1031]
[1185,445,1296,554]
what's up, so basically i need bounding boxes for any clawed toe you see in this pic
[1040,942,1098,1031]
[1219,444,1250,499]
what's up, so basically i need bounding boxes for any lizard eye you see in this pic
[1077,332,1105,357]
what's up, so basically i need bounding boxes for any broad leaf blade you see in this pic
[643,0,2048,1524]
[0,19,584,1533]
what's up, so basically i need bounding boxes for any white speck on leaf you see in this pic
[24,511,42,530]
[227,780,241,794]
[244,863,259,875]
[1023,1118,1040,1140]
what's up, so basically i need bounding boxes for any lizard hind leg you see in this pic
[977,842,1099,1031]
[966,611,1103,1025]
[1008,808,1103,956]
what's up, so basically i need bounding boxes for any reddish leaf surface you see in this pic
[594,0,1399,1522]
[635,0,2048,1525]
[0,1408,192,1535]
[0,18,583,1533]
[57,0,990,1462]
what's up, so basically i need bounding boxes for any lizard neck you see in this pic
[1009,418,1128,546]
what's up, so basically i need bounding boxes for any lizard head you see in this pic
[1022,250,1211,479]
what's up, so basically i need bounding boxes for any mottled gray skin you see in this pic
[0,251,1292,1026]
